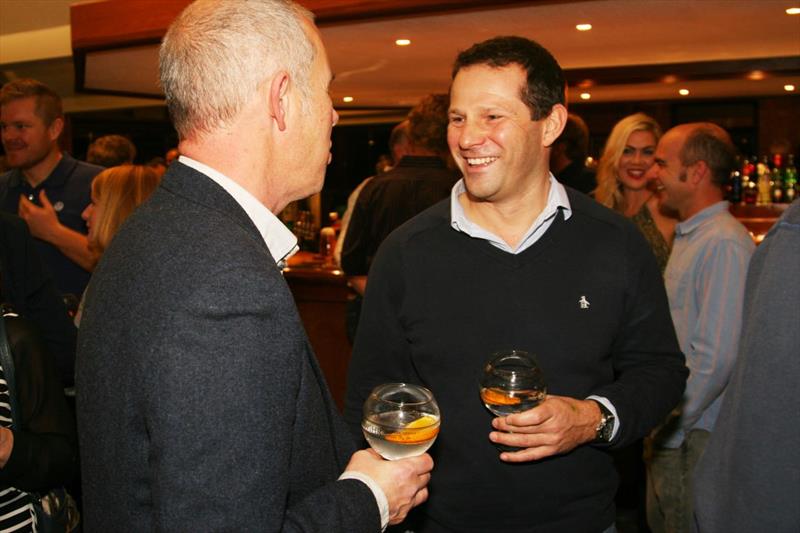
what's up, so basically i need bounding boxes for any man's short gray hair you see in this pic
[159,0,315,140]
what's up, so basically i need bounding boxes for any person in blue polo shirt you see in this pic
[0,78,102,299]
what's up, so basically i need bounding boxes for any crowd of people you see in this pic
[0,0,797,532]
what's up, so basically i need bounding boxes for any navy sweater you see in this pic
[345,191,687,533]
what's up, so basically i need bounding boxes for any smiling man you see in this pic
[0,79,102,299]
[645,122,754,533]
[345,36,688,532]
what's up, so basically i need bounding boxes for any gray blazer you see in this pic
[76,163,378,531]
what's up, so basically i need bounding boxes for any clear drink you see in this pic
[480,386,546,416]
[362,410,440,460]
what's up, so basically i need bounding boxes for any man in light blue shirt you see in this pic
[646,122,754,533]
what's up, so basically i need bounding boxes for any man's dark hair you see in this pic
[388,120,410,152]
[86,135,137,167]
[408,94,450,155]
[680,124,736,187]
[452,36,565,120]
[0,78,63,126]
[556,114,590,163]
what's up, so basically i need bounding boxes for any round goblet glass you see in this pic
[479,350,546,450]
[362,383,440,460]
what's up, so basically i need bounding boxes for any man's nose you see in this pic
[456,121,485,149]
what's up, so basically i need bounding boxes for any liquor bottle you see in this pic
[742,157,758,205]
[770,153,784,204]
[729,167,742,203]
[756,155,771,205]
[785,154,798,203]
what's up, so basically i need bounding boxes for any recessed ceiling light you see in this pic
[785,84,797,92]
[580,92,591,100]
[395,39,411,46]
[747,70,766,81]
[342,96,354,103]
[786,7,800,15]
[576,23,592,31]
[679,89,690,96]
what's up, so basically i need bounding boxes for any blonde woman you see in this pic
[595,113,676,273]
[76,165,160,324]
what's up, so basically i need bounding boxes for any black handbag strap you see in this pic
[0,315,20,430]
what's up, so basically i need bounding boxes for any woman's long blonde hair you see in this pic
[594,113,662,212]
[89,165,160,253]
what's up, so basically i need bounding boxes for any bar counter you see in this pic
[731,203,788,243]
[283,251,352,411]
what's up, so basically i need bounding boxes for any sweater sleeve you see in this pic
[344,232,419,443]
[592,224,689,448]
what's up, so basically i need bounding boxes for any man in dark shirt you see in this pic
[0,212,77,386]
[0,79,101,298]
[341,93,459,295]
[550,113,596,195]
[345,36,687,532]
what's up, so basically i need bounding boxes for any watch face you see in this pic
[600,418,614,441]
[595,403,615,442]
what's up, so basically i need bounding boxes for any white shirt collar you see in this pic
[178,155,298,265]
[449,173,572,254]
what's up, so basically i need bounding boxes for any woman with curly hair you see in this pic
[595,113,677,273]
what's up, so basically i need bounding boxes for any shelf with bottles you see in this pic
[726,153,798,208]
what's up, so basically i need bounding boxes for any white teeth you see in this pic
[466,156,498,166]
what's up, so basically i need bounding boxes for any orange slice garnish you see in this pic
[480,387,521,406]
[385,415,440,445]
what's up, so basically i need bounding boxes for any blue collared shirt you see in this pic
[449,174,572,253]
[659,201,754,448]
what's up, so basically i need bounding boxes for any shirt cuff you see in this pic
[339,471,389,531]
[586,395,620,440]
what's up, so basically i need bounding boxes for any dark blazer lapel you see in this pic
[160,162,266,247]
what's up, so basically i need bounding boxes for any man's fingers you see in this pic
[38,189,53,208]
[490,430,556,449]
[413,487,429,506]
[499,445,558,463]
[406,452,434,474]
[18,195,31,214]
[388,486,429,525]
[417,472,431,489]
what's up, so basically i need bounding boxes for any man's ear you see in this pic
[269,71,290,132]
[542,104,567,147]
[48,116,64,142]
[687,160,709,185]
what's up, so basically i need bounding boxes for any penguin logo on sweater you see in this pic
[578,295,590,309]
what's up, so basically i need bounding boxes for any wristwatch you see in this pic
[592,400,615,443]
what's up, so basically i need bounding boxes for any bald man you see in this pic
[645,123,754,533]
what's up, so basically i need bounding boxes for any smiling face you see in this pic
[447,63,555,205]
[0,97,61,172]
[651,129,692,217]
[616,129,657,192]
